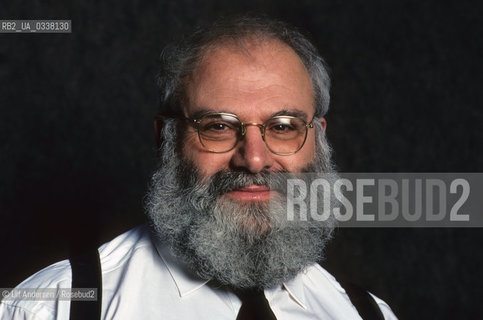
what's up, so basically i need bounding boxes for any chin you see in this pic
[239,216,273,237]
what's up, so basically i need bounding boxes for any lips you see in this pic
[236,185,270,192]
[225,185,273,201]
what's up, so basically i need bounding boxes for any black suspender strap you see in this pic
[69,250,103,320]
[339,280,385,320]
[68,252,382,320]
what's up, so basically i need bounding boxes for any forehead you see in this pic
[183,39,315,120]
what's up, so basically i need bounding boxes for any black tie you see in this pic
[235,289,277,320]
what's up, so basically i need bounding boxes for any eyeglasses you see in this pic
[186,112,314,155]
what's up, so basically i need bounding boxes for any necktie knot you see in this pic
[236,289,264,301]
[234,288,277,320]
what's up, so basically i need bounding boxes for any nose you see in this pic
[230,125,274,173]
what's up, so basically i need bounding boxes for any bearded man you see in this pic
[0,16,397,320]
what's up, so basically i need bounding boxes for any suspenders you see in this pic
[69,250,103,320]
[339,280,385,320]
[69,250,384,320]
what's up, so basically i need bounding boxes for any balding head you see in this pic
[157,15,331,118]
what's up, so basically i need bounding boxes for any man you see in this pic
[0,16,397,319]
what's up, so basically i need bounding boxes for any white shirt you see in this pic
[0,225,397,319]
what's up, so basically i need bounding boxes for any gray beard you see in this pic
[145,119,337,289]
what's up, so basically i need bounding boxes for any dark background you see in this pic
[1,1,482,319]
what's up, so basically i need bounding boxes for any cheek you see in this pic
[181,132,200,161]
[305,134,317,159]
[304,133,318,162]
[182,133,232,178]
[182,131,199,151]
[279,133,316,171]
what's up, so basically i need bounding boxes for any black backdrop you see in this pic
[1,1,482,319]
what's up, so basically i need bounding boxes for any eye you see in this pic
[206,123,229,131]
[201,121,237,132]
[269,123,296,133]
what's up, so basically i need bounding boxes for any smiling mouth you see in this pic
[225,185,274,201]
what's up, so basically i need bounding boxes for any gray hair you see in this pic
[146,117,336,289]
[157,15,331,117]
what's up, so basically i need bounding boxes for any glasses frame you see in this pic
[187,112,314,156]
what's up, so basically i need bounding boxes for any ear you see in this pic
[319,117,327,132]
[154,114,165,150]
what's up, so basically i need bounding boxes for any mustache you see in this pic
[197,158,322,199]
[205,170,292,197]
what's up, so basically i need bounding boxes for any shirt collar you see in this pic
[151,231,307,308]
[151,234,210,298]
[282,272,308,309]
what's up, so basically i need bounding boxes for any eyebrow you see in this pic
[270,109,309,121]
[188,108,310,121]
[188,109,220,119]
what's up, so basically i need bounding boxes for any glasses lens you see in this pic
[264,117,308,154]
[198,114,240,152]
